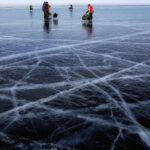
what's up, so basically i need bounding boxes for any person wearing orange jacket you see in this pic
[44,2,51,18]
[88,4,94,20]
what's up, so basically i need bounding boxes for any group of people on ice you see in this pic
[30,2,94,22]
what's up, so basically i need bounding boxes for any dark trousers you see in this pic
[44,11,49,19]
[89,13,93,20]
[44,13,46,18]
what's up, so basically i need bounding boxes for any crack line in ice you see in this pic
[1,58,150,118]
[0,30,150,63]
[106,82,150,148]
[0,26,150,149]
[9,56,41,117]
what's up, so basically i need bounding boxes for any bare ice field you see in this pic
[0,5,150,150]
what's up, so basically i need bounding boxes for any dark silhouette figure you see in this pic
[53,13,58,19]
[69,5,73,11]
[29,5,33,12]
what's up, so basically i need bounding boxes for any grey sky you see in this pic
[1,0,150,6]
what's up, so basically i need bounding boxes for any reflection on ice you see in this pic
[44,21,50,33]
[82,23,93,38]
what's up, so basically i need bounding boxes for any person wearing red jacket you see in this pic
[88,4,94,20]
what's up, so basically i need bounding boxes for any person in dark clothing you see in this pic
[29,5,33,11]
[69,5,73,10]
[42,2,46,11]
[42,2,46,18]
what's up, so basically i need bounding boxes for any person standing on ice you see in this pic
[42,2,46,12]
[43,1,51,18]
[29,5,33,12]
[88,4,94,20]
[42,2,46,18]
[69,4,73,10]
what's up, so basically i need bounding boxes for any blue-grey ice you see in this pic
[0,5,150,150]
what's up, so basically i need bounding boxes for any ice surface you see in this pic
[0,6,150,150]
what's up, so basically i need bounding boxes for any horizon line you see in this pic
[1,3,150,7]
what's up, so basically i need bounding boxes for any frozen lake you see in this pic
[0,5,150,150]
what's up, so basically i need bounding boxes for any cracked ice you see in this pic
[0,6,150,150]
